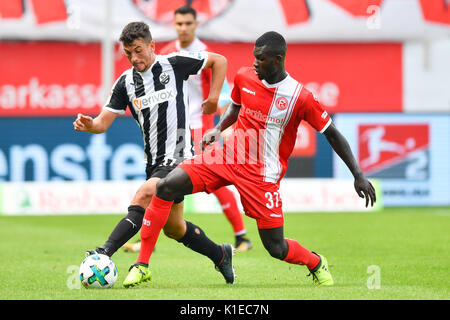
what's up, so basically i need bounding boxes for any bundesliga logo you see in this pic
[358,123,430,179]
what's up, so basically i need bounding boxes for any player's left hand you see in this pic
[73,113,94,132]
[354,177,376,208]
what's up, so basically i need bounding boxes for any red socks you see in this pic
[213,187,245,235]
[137,195,173,265]
[283,238,320,270]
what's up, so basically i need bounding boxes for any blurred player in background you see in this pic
[74,21,236,286]
[122,5,252,253]
[124,31,376,287]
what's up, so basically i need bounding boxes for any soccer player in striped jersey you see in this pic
[74,21,236,286]
[125,31,376,287]
[122,5,252,253]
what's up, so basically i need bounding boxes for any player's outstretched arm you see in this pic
[200,102,240,151]
[202,52,228,114]
[216,102,240,132]
[73,109,118,134]
[323,122,376,207]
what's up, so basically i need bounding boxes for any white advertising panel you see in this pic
[185,178,382,214]
[403,40,450,113]
[0,179,382,215]
[0,181,142,215]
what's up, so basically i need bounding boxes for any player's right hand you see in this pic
[201,98,219,115]
[73,113,94,132]
[200,128,221,152]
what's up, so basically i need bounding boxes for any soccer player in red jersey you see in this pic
[124,31,376,287]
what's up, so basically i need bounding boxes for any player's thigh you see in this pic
[178,154,232,195]
[130,177,159,207]
[235,180,284,229]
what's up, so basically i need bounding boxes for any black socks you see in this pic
[103,205,145,255]
[177,221,223,265]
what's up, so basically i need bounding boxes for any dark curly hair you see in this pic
[119,21,152,45]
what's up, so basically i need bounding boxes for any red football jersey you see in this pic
[228,67,332,184]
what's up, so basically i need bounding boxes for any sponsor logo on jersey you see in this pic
[243,87,256,95]
[358,124,430,180]
[132,88,175,110]
[244,106,283,124]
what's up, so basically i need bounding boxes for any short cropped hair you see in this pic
[255,31,287,57]
[119,21,152,45]
[175,5,197,19]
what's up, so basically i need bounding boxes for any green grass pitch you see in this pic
[0,207,448,300]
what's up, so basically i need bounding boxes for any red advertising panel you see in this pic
[1,41,402,116]
[0,41,101,116]
[203,41,403,113]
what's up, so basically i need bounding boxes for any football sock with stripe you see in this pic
[103,205,145,256]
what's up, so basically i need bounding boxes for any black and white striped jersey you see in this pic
[104,51,208,166]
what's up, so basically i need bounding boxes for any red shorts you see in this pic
[179,150,284,229]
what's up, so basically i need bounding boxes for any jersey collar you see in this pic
[261,72,291,88]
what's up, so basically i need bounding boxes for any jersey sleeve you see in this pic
[230,71,242,106]
[103,74,128,115]
[299,88,332,133]
[167,51,208,80]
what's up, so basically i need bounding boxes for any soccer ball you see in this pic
[79,254,118,289]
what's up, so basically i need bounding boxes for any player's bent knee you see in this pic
[156,170,190,201]
[155,178,175,200]
[267,247,284,260]
[135,189,154,204]
[265,242,288,260]
[134,181,156,205]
